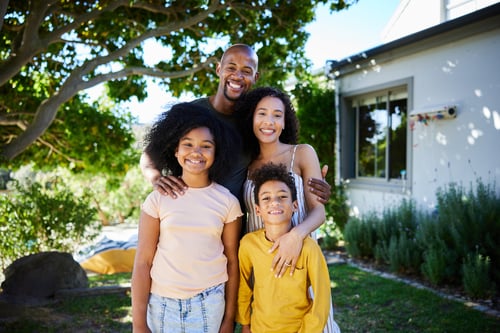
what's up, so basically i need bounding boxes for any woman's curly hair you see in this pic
[251,162,297,204]
[235,87,299,160]
[143,102,237,182]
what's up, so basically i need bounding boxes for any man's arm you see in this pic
[308,165,331,203]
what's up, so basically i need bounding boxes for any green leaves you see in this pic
[1,0,353,165]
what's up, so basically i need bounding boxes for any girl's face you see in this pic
[175,127,215,176]
[252,96,285,144]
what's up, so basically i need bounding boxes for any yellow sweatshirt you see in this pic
[236,229,331,333]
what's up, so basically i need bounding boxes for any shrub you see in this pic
[318,182,350,250]
[462,251,497,299]
[433,179,500,285]
[342,178,500,298]
[416,214,460,284]
[421,240,450,286]
[388,233,422,274]
[0,180,100,270]
[344,215,377,258]
[318,218,342,250]
[373,200,421,271]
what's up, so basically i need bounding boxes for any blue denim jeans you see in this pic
[147,283,225,333]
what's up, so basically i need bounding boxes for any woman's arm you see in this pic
[270,144,326,277]
[219,216,242,333]
[131,210,160,333]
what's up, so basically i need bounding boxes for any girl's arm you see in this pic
[131,210,160,333]
[270,144,326,277]
[219,216,242,333]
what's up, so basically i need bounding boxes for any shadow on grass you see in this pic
[0,292,132,333]
[1,265,499,332]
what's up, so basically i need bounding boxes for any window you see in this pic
[347,86,408,183]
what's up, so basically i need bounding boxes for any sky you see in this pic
[125,0,401,124]
[305,0,400,67]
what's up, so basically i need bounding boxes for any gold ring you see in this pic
[285,262,292,266]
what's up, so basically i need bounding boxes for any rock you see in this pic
[1,251,88,299]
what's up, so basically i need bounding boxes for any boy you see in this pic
[236,163,331,333]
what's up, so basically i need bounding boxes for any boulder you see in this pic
[1,251,88,299]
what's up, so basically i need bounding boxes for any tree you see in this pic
[0,0,355,168]
[294,81,349,236]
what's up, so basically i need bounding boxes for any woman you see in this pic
[235,87,340,333]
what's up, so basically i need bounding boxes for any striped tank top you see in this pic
[243,145,314,238]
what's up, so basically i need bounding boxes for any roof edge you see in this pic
[326,2,500,74]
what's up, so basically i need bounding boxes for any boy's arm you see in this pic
[298,241,332,333]
[219,216,242,333]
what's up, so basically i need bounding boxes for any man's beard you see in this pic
[223,85,243,102]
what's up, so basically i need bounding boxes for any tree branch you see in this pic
[81,57,218,91]
[0,0,9,32]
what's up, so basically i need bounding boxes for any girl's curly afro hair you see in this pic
[234,86,299,160]
[143,102,238,183]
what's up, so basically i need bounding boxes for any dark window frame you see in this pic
[339,77,413,193]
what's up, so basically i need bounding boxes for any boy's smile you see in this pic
[255,180,297,225]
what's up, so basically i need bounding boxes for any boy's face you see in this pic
[255,180,297,225]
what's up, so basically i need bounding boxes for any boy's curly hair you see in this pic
[234,87,299,160]
[143,102,237,182]
[251,162,297,204]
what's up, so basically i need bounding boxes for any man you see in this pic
[140,44,330,203]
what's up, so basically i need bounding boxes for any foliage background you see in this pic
[1,0,355,168]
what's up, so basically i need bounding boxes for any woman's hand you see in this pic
[269,229,303,277]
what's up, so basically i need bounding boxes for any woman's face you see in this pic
[252,96,285,144]
[175,127,215,176]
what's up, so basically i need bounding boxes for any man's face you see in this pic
[216,48,259,102]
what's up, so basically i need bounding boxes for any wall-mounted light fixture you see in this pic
[409,105,457,126]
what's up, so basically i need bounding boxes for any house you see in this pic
[326,1,500,216]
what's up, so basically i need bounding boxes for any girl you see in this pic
[132,103,242,333]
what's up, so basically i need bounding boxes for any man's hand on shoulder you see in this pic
[140,152,187,198]
[154,175,188,198]
[308,164,331,204]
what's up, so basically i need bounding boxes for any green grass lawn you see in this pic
[1,264,498,332]
[331,264,499,332]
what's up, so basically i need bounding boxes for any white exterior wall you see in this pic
[382,0,445,43]
[382,0,499,43]
[338,26,500,216]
